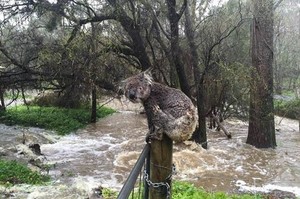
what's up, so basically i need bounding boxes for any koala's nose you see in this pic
[129,93,135,100]
[128,90,136,100]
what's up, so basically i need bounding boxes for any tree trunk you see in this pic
[111,4,151,70]
[184,1,207,148]
[151,15,179,87]
[121,25,151,70]
[90,21,97,123]
[195,82,208,149]
[273,18,282,95]
[91,86,97,123]
[166,0,191,98]
[0,86,5,111]
[247,0,276,148]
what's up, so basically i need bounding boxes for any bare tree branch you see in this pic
[178,0,187,20]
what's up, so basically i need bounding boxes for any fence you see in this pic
[117,136,174,199]
[117,143,150,199]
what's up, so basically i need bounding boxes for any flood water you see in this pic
[1,99,300,198]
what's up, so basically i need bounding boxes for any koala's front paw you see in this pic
[146,129,163,142]
[152,104,161,113]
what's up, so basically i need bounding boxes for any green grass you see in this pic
[172,181,260,199]
[0,159,50,185]
[0,105,115,135]
[102,188,118,199]
[127,181,261,199]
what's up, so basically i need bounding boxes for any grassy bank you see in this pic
[0,105,115,135]
[126,181,261,199]
[0,160,50,185]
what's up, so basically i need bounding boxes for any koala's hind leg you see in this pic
[146,105,175,141]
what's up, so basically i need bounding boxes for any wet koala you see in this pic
[121,70,197,142]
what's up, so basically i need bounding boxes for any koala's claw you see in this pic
[153,105,161,112]
[145,131,163,142]
[145,133,151,143]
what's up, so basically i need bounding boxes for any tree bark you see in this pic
[166,0,191,98]
[194,82,208,148]
[150,15,179,87]
[91,86,97,123]
[184,1,207,148]
[247,0,276,148]
[111,3,151,70]
[90,21,97,123]
[0,86,5,111]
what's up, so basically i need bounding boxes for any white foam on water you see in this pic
[235,165,243,172]
[72,175,120,193]
[41,134,118,162]
[237,181,300,197]
[113,151,140,169]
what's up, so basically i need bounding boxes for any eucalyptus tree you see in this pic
[0,22,48,108]
[0,0,131,109]
[247,0,276,148]
[183,0,247,147]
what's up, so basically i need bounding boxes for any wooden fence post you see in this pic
[149,134,173,199]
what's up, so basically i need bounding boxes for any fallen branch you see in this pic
[211,113,232,139]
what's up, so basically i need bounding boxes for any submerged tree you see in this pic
[247,0,276,148]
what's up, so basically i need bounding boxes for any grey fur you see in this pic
[122,71,197,142]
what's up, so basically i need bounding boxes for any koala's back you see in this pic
[144,82,197,142]
[149,82,195,119]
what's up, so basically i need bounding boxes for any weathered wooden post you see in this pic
[149,134,173,199]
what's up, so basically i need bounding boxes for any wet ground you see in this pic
[0,98,300,198]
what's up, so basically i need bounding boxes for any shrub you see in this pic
[274,99,300,119]
[30,92,89,109]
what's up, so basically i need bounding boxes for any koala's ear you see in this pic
[142,68,153,85]
[118,79,127,94]
[143,67,154,77]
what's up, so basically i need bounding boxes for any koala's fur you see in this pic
[121,70,197,142]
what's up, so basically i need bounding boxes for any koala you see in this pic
[121,69,197,142]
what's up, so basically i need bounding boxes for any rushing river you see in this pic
[0,100,300,198]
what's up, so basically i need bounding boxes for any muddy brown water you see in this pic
[0,99,300,198]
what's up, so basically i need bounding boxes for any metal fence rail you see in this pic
[117,143,150,199]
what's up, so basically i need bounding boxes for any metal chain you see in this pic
[165,164,176,181]
[143,164,176,199]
